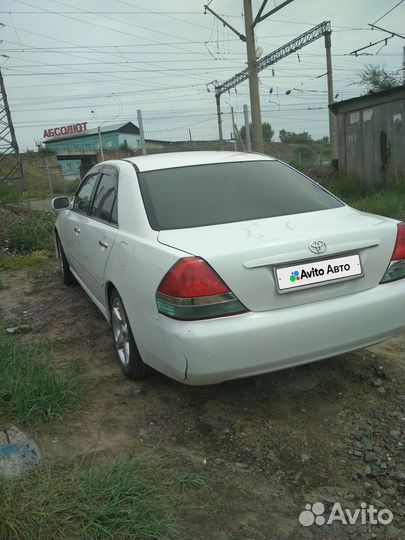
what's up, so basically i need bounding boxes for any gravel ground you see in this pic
[0,262,404,539]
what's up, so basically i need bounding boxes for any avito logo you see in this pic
[290,267,326,282]
[290,271,301,282]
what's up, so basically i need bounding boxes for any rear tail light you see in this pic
[381,223,405,283]
[156,257,248,320]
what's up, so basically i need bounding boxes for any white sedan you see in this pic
[52,152,405,384]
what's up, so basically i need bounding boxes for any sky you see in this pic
[0,0,404,150]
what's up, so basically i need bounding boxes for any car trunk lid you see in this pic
[157,206,397,312]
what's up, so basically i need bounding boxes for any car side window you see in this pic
[73,174,98,215]
[91,169,118,225]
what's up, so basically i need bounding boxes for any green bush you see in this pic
[7,210,54,252]
[320,173,364,201]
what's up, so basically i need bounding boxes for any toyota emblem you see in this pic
[309,240,327,254]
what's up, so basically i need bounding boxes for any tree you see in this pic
[240,122,274,142]
[279,130,313,144]
[355,64,401,92]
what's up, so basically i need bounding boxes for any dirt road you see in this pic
[1,262,404,539]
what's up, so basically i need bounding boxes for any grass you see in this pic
[0,457,203,540]
[349,187,405,221]
[0,182,22,204]
[0,250,51,270]
[0,332,83,423]
[317,173,405,221]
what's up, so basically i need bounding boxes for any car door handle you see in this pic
[99,240,109,248]
[74,227,80,234]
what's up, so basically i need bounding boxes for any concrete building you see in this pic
[329,86,405,191]
[43,121,141,179]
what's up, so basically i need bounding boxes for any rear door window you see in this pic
[91,169,118,224]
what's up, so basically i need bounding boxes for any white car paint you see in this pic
[54,152,405,384]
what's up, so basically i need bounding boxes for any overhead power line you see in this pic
[371,0,405,25]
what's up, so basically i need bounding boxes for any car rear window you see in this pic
[138,160,343,230]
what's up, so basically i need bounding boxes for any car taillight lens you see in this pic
[381,223,405,283]
[156,257,248,320]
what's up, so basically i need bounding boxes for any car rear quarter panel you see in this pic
[103,161,190,380]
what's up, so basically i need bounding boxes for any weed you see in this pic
[0,457,203,540]
[6,210,54,252]
[0,333,83,423]
[0,182,23,204]
[0,251,51,270]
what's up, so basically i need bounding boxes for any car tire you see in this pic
[109,288,152,380]
[56,234,77,286]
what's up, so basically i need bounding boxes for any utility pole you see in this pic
[243,0,263,153]
[215,94,223,141]
[97,125,104,161]
[0,68,25,190]
[324,31,338,164]
[205,0,295,153]
[403,46,405,83]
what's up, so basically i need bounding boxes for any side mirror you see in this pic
[52,196,70,211]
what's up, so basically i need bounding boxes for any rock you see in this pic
[0,426,41,479]
[379,462,388,470]
[234,462,248,469]
[394,471,405,481]
[5,324,31,335]
[389,430,400,439]
[371,498,386,509]
[361,438,373,450]
[386,525,401,537]
[378,478,392,488]
[364,452,377,463]
[311,450,321,459]
[377,386,385,394]
[224,427,231,434]
[301,453,310,462]
[364,465,371,476]
[353,450,363,457]
[372,379,382,387]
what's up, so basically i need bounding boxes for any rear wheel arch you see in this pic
[108,285,152,379]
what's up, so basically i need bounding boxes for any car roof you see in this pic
[125,151,275,172]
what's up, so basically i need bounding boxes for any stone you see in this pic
[364,452,377,463]
[5,324,31,335]
[0,426,41,479]
[378,478,392,488]
[389,430,400,439]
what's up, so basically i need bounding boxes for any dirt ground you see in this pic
[0,261,404,539]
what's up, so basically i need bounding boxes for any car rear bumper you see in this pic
[143,280,405,385]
